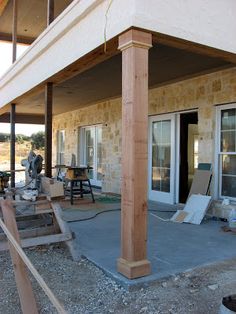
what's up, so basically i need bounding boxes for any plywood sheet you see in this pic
[171,194,212,225]
[171,210,188,223]
[188,170,212,197]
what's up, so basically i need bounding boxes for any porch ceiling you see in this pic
[0,0,73,44]
[11,42,233,116]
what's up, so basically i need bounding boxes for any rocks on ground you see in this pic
[0,245,236,314]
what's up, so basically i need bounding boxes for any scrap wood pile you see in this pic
[171,167,212,225]
[0,198,78,313]
[171,194,212,225]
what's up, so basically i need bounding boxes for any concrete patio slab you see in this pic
[66,201,236,289]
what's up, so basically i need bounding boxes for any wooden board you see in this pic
[0,200,74,258]
[1,199,38,314]
[0,199,66,313]
[51,202,79,261]
[117,29,152,279]
[0,231,72,251]
[171,195,212,225]
[0,225,56,241]
[171,210,188,223]
[188,170,212,198]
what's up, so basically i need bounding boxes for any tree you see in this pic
[31,131,45,150]
[0,133,10,142]
[16,134,30,144]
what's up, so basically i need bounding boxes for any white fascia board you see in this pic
[133,0,236,54]
[2,0,236,110]
[0,0,135,108]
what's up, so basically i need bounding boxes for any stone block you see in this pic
[52,67,236,196]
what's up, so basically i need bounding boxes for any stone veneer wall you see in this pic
[53,99,122,194]
[53,67,236,196]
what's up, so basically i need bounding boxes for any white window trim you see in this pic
[56,130,65,165]
[215,103,236,201]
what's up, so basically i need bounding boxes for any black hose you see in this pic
[66,208,121,222]
[66,208,177,223]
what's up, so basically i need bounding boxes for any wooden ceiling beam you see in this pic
[0,32,34,44]
[151,31,236,64]
[0,103,11,115]
[0,0,9,16]
[0,113,45,124]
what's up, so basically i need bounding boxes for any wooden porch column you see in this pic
[10,104,16,188]
[10,0,18,188]
[47,0,54,26]
[12,0,18,63]
[117,29,152,279]
[45,82,53,178]
[44,1,54,178]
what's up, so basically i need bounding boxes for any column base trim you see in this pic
[117,257,151,279]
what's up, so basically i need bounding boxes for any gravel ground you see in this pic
[0,245,236,314]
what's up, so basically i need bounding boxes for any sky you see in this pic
[0,41,45,136]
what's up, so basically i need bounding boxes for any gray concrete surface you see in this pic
[67,201,236,289]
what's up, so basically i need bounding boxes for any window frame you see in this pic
[79,124,102,187]
[56,130,65,165]
[215,104,236,201]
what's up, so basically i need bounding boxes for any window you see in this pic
[80,125,102,187]
[217,106,236,199]
[57,130,65,164]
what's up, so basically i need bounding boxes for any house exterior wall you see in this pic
[53,67,236,197]
[52,98,122,194]
[1,0,236,110]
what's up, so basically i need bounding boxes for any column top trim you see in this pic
[118,29,152,51]
[118,40,152,51]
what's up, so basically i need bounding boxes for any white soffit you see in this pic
[1,0,236,110]
[0,0,135,109]
[134,0,236,54]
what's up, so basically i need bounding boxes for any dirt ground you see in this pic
[0,244,236,314]
[0,141,44,184]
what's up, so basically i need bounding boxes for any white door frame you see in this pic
[175,113,180,204]
[80,124,102,187]
[148,113,176,204]
[148,109,198,204]
[175,109,199,204]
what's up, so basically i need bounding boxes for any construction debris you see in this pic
[208,284,219,291]
[171,194,212,225]
[0,199,67,314]
[188,169,212,198]
[0,200,79,261]
[221,226,236,234]
[41,177,64,199]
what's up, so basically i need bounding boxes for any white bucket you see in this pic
[229,209,236,229]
